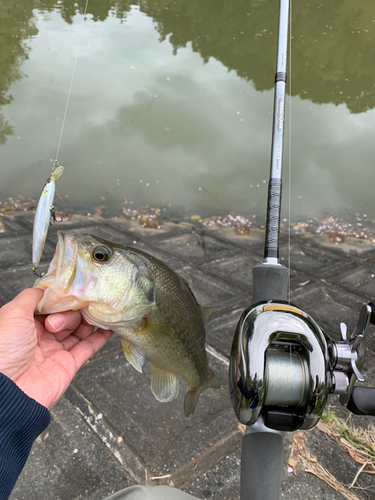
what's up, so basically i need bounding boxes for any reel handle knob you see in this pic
[369,302,375,325]
[346,386,375,416]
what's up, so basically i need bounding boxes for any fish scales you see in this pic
[36,232,220,416]
[130,251,208,385]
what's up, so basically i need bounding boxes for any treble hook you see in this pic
[32,266,44,278]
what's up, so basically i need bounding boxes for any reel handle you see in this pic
[369,302,375,325]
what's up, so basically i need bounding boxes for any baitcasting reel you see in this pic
[229,300,375,431]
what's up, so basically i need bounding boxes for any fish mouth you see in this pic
[36,231,86,314]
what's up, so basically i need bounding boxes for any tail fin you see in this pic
[184,371,221,417]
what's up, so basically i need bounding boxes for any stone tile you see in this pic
[107,219,194,239]
[1,264,38,296]
[0,213,30,235]
[71,351,241,484]
[0,234,51,269]
[9,396,134,500]
[176,266,244,307]
[290,281,366,341]
[297,231,375,258]
[131,241,186,271]
[46,222,136,246]
[183,448,241,500]
[279,241,354,278]
[199,252,313,293]
[89,332,123,361]
[199,253,257,292]
[5,212,96,233]
[329,261,375,300]
[201,226,273,251]
[281,469,346,500]
[205,302,250,359]
[153,232,238,264]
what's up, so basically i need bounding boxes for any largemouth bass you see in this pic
[32,161,64,274]
[36,232,220,416]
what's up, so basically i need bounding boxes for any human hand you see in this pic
[0,288,113,410]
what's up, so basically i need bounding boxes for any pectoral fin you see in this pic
[137,318,173,338]
[151,365,179,403]
[199,306,215,325]
[121,340,145,373]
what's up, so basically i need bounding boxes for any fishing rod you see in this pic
[252,0,289,305]
[228,1,375,499]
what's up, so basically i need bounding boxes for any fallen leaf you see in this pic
[237,424,246,435]
[348,449,367,465]
[329,233,344,244]
[139,216,162,229]
[234,225,249,236]
[54,211,70,222]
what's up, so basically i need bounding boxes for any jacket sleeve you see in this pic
[0,373,50,500]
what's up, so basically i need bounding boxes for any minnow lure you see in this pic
[32,160,64,275]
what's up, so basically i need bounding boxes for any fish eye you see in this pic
[92,245,112,263]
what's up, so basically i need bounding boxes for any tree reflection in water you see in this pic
[0,0,374,147]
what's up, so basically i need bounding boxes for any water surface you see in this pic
[1,0,375,225]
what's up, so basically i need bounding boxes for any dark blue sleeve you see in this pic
[0,373,50,500]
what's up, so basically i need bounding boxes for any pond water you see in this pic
[1,0,375,228]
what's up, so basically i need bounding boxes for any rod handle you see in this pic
[252,264,289,303]
[241,432,284,500]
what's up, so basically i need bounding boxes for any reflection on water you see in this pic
[0,0,375,224]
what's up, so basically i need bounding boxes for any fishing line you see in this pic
[55,0,90,161]
[287,0,292,305]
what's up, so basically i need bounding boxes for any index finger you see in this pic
[5,288,44,314]
[69,328,113,372]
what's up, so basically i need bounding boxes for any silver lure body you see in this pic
[32,165,64,271]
